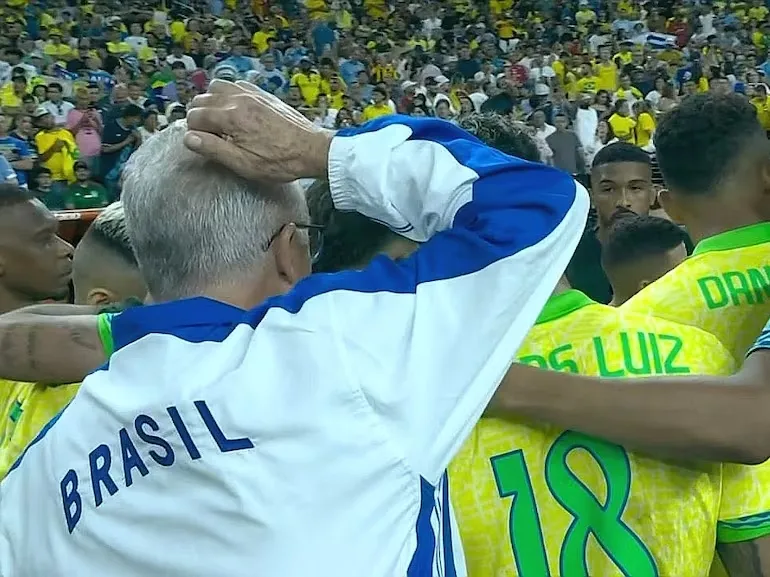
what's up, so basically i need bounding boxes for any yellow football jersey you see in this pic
[450,290,770,577]
[0,312,115,479]
[0,381,79,478]
[623,222,770,361]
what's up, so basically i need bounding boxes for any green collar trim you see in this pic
[692,222,770,256]
[535,289,595,325]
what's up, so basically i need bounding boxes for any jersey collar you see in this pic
[110,297,246,352]
[535,289,595,325]
[692,221,770,256]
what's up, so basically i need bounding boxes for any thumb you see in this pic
[184,130,252,179]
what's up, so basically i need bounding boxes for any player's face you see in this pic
[0,199,73,302]
[591,162,654,227]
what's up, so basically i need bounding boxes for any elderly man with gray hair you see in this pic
[0,81,588,577]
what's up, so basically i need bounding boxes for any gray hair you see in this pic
[121,121,308,300]
[84,201,136,265]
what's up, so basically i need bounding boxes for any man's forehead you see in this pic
[593,161,652,182]
[3,198,57,230]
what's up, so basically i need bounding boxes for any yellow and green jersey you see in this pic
[0,312,115,479]
[622,222,770,361]
[449,290,770,577]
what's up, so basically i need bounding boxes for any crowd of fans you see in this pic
[3,0,770,208]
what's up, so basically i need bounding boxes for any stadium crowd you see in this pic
[1,0,770,575]
[4,0,770,205]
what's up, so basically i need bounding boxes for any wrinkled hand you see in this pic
[184,79,332,182]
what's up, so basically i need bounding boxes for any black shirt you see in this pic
[100,118,133,179]
[565,210,613,304]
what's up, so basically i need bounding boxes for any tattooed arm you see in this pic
[490,349,770,464]
[0,304,106,385]
[719,536,770,577]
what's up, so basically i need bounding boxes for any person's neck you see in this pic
[550,276,572,297]
[0,287,35,315]
[159,278,280,311]
[684,201,765,245]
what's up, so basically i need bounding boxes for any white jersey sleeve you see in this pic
[300,116,586,483]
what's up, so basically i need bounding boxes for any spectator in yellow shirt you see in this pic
[170,18,187,43]
[613,73,644,104]
[575,2,597,32]
[576,63,600,94]
[105,26,132,56]
[613,40,634,68]
[749,0,769,21]
[607,99,637,144]
[361,87,394,122]
[370,53,396,84]
[750,84,770,131]
[633,100,656,148]
[43,29,74,60]
[324,74,346,109]
[290,57,323,106]
[33,108,78,189]
[594,46,619,92]
[0,75,31,115]
[251,25,277,54]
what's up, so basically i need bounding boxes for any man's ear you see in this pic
[272,223,309,289]
[86,287,117,307]
[657,188,684,225]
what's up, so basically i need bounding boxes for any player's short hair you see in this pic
[79,202,137,265]
[310,116,542,273]
[0,183,33,208]
[655,92,763,196]
[591,142,651,169]
[602,214,687,269]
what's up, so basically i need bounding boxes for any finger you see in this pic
[234,80,262,94]
[188,93,232,111]
[206,79,245,96]
[243,88,309,126]
[184,131,252,179]
[186,106,239,136]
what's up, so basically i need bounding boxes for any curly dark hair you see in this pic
[655,93,764,196]
[457,113,541,163]
[308,114,543,273]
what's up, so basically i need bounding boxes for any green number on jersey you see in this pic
[490,431,658,576]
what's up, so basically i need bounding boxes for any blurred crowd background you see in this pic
[0,0,768,211]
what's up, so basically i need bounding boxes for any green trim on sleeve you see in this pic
[717,511,770,544]
[97,313,116,358]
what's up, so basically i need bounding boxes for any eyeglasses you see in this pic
[264,222,325,264]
